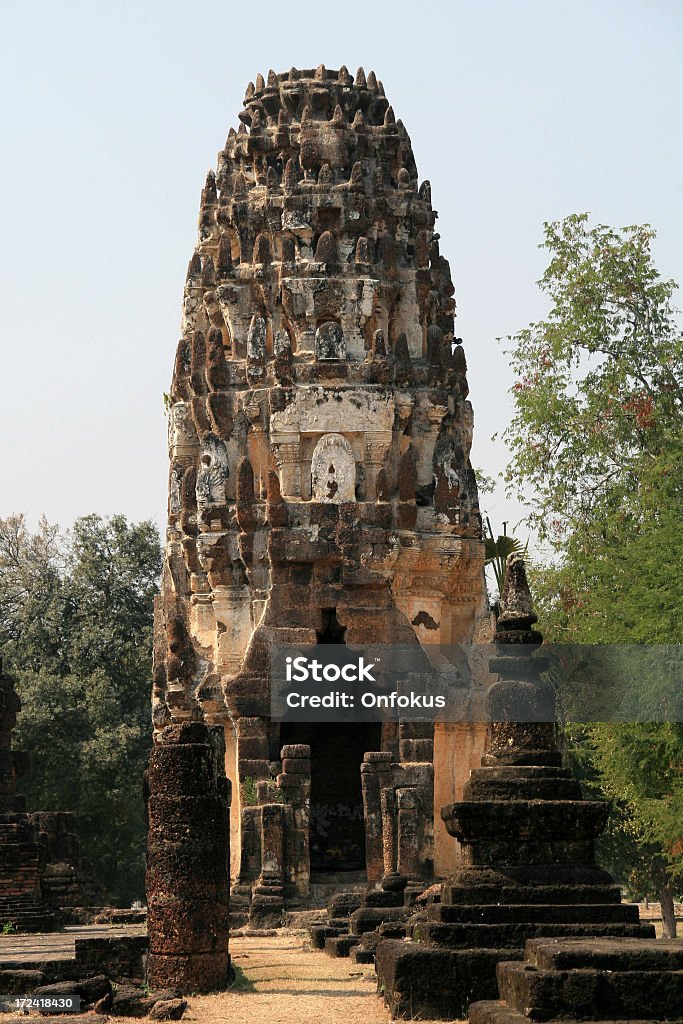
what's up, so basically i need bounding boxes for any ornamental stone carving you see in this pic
[196,433,229,509]
[315,321,345,360]
[310,433,355,503]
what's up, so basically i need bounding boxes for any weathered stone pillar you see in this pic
[361,751,394,882]
[249,803,285,927]
[0,660,56,933]
[146,721,231,993]
[381,786,398,877]
[271,433,301,497]
[279,743,311,899]
[396,787,421,880]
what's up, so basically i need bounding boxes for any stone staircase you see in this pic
[309,872,434,963]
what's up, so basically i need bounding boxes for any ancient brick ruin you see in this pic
[152,64,488,922]
[148,69,681,1021]
[0,661,102,933]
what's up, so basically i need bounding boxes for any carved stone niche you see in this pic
[310,433,355,503]
[168,402,199,466]
[196,433,229,510]
[315,321,345,360]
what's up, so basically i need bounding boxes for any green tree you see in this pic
[0,514,161,904]
[504,213,683,547]
[504,214,683,935]
[563,722,683,938]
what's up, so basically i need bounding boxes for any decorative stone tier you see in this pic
[146,722,232,993]
[374,558,654,1020]
[469,937,683,1024]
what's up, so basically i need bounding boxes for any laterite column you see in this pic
[146,721,231,992]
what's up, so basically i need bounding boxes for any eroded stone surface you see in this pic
[146,722,231,993]
[153,66,488,919]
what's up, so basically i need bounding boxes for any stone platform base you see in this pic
[375,915,655,1021]
[0,924,147,984]
[469,937,683,1024]
[470,1007,683,1024]
[375,941,522,1019]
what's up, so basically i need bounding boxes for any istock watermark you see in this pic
[285,654,378,683]
[270,644,683,723]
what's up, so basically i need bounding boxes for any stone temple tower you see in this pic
[153,66,486,915]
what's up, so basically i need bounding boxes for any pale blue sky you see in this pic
[2,0,681,543]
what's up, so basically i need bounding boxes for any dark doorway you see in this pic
[280,721,382,872]
[279,607,381,872]
[317,607,346,644]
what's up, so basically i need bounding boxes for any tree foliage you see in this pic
[0,514,161,904]
[504,213,683,547]
[504,214,683,931]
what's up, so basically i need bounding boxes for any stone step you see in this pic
[310,925,347,950]
[324,935,360,958]
[464,766,582,802]
[497,958,683,1021]
[468,768,575,782]
[415,921,655,950]
[360,931,383,951]
[375,939,524,1019]
[284,909,326,929]
[362,890,405,909]
[526,936,683,973]
[325,890,366,918]
[443,884,624,907]
[0,913,56,932]
[469,1001,683,1024]
[350,945,375,964]
[442,801,608,843]
[431,903,641,926]
[464,779,583,801]
[310,872,369,907]
[325,917,352,929]
[0,895,45,905]
[349,905,408,935]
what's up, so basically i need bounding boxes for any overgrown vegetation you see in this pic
[0,513,161,904]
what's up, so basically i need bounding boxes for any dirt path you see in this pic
[184,932,462,1024]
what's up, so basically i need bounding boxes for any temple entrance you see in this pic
[280,608,381,872]
[280,721,382,872]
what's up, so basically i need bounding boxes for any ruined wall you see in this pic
[153,66,487,890]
